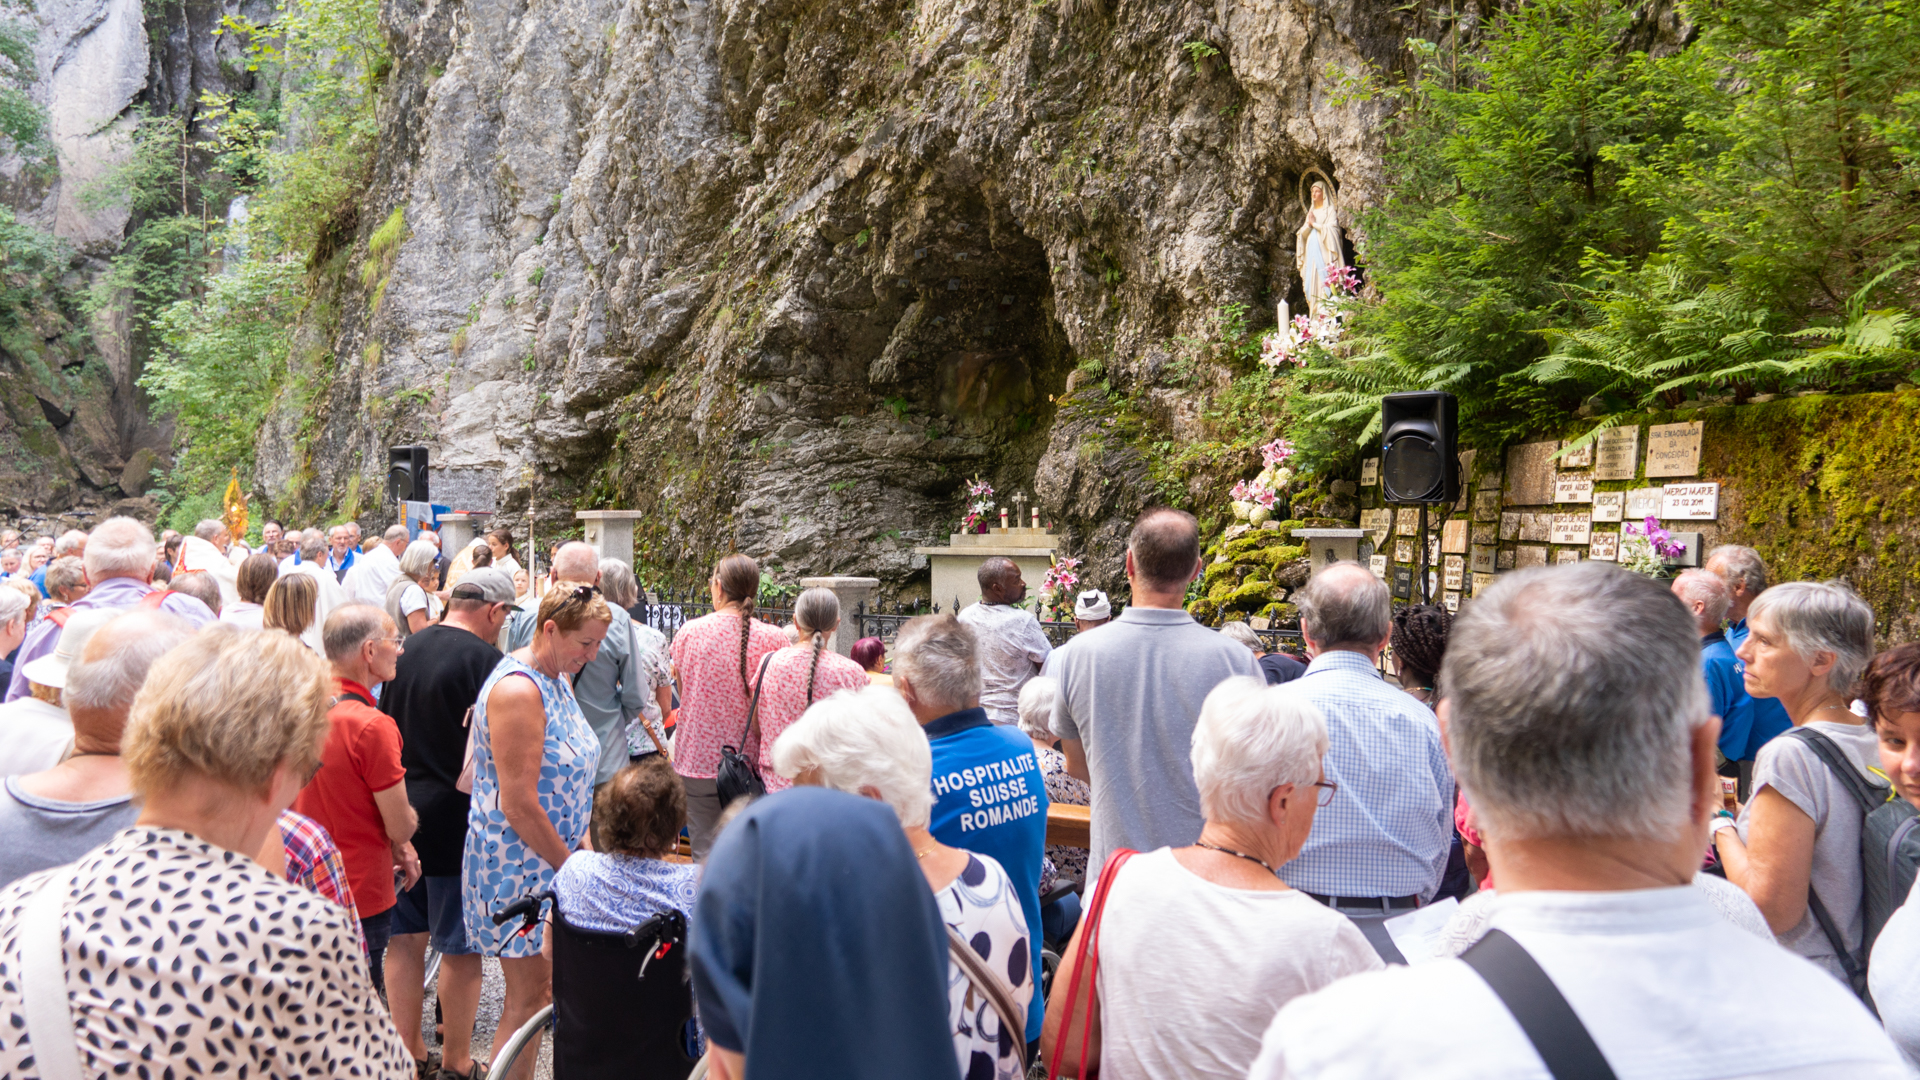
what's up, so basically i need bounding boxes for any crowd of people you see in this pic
[0,505,1915,1080]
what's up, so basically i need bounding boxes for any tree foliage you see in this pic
[140,259,302,502]
[1292,0,1920,465]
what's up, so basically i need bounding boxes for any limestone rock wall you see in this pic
[0,0,261,527]
[270,0,1434,591]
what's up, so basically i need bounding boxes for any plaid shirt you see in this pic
[1278,650,1455,901]
[277,810,366,955]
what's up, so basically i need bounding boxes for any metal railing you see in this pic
[636,585,793,643]
[638,585,1305,661]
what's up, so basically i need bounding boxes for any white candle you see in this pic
[1000,508,1008,529]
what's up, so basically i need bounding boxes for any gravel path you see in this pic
[415,954,552,1080]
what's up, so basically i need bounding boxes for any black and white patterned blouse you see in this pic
[0,826,412,1079]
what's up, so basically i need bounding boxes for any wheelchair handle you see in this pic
[491,890,556,926]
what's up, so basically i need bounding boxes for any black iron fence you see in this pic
[639,586,1304,660]
[637,586,793,643]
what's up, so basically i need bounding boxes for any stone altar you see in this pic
[913,527,1059,612]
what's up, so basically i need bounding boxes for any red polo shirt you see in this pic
[293,678,407,917]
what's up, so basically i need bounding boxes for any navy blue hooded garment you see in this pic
[691,786,962,1080]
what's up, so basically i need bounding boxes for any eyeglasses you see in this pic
[1312,779,1339,807]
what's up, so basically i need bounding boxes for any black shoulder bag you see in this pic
[1461,929,1618,1080]
[715,652,775,808]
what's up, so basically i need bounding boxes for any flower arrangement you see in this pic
[1259,266,1364,368]
[960,476,996,534]
[1229,437,1297,526]
[1037,555,1083,622]
[1620,516,1687,576]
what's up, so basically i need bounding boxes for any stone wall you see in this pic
[260,0,1448,591]
[1302,391,1920,645]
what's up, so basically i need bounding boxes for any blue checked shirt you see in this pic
[1279,650,1455,901]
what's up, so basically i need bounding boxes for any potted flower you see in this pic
[960,477,996,534]
[1620,516,1687,577]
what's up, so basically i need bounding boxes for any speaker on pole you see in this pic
[1379,391,1460,506]
[388,446,429,503]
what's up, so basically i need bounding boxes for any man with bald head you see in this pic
[1674,568,1757,782]
[6,517,213,702]
[956,555,1052,725]
[506,541,645,790]
[1282,560,1453,953]
[1050,508,1260,868]
[0,609,193,887]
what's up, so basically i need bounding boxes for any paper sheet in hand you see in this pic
[1382,897,1461,965]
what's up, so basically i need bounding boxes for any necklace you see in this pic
[1195,840,1278,875]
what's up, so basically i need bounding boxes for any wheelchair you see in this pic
[488,890,698,1079]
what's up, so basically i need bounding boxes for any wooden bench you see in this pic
[1047,803,1091,849]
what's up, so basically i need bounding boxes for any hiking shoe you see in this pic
[435,1061,487,1080]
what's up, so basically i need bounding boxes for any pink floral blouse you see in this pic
[751,644,872,791]
[669,612,787,779]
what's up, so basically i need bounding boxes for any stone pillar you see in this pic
[799,576,880,655]
[438,512,490,558]
[575,510,647,566]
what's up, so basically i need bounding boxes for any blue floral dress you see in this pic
[462,654,598,957]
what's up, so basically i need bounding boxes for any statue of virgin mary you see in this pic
[1294,176,1345,319]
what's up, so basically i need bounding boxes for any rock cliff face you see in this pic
[0,0,259,528]
[270,0,1428,592]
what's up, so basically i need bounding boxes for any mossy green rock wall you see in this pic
[1692,391,1920,645]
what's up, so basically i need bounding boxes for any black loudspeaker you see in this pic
[388,446,429,503]
[1380,391,1460,505]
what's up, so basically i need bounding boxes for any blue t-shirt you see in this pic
[1701,631,1755,761]
[1727,618,1792,759]
[27,565,46,599]
[924,707,1049,1042]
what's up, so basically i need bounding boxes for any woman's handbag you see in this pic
[1048,847,1137,1080]
[715,652,775,807]
[455,705,479,795]
[947,925,1030,1071]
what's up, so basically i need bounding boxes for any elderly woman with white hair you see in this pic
[385,538,444,637]
[1714,579,1881,986]
[1040,676,1381,1080]
[774,686,1035,1080]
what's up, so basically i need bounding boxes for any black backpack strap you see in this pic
[1783,726,1887,814]
[1461,929,1618,1080]
[330,691,374,708]
[1780,726,1884,1008]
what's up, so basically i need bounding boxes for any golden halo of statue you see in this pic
[1298,167,1336,217]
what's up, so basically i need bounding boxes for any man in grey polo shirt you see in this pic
[1051,508,1259,869]
[506,541,643,794]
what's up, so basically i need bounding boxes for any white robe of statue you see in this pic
[1295,180,1346,318]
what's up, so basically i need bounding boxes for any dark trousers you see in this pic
[362,908,394,998]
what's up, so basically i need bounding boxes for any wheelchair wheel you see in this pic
[1039,946,1062,1001]
[487,1003,553,1077]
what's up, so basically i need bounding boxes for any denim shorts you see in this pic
[391,875,475,955]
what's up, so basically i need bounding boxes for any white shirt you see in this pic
[1098,848,1381,1080]
[283,561,347,654]
[1251,887,1906,1079]
[955,602,1051,725]
[0,697,72,777]
[175,535,240,606]
[344,543,401,606]
[219,600,265,631]
[1871,875,1920,1070]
